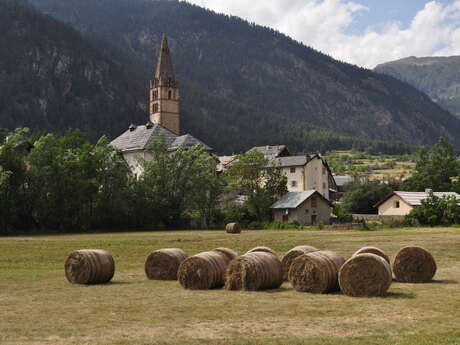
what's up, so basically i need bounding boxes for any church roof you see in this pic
[110,123,211,153]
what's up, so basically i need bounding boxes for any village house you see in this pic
[271,190,332,225]
[268,153,337,200]
[218,145,337,200]
[374,189,460,216]
[110,35,211,175]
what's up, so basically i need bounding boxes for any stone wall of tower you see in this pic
[149,82,180,135]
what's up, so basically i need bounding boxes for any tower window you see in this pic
[168,90,172,99]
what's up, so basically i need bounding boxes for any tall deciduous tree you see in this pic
[404,137,459,192]
[223,151,287,223]
[140,137,222,228]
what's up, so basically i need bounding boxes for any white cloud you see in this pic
[184,0,460,68]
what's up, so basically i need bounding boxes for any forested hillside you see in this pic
[3,0,460,154]
[0,0,144,140]
[375,56,460,119]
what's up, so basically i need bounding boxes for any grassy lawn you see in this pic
[1,228,460,345]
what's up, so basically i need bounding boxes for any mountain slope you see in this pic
[25,0,460,148]
[0,0,144,140]
[375,56,460,119]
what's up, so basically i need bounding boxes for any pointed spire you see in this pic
[155,34,176,82]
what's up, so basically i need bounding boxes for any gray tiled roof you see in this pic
[268,155,308,168]
[169,134,211,151]
[250,145,289,160]
[394,191,460,206]
[334,175,354,187]
[110,123,211,152]
[271,191,317,209]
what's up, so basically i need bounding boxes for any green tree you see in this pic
[406,195,460,226]
[141,137,222,228]
[27,130,99,231]
[343,181,393,214]
[90,136,133,229]
[0,128,34,233]
[404,137,460,192]
[223,151,287,223]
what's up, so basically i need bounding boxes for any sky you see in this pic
[184,0,460,68]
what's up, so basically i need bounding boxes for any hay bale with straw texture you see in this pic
[213,247,238,260]
[393,246,436,283]
[225,252,283,291]
[65,249,115,285]
[281,245,319,281]
[145,248,188,280]
[289,251,345,293]
[178,248,237,290]
[226,223,241,234]
[339,253,392,297]
[353,246,390,264]
[246,246,276,256]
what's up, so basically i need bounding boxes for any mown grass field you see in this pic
[1,228,460,345]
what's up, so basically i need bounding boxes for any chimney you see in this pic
[425,188,433,195]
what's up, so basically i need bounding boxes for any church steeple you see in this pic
[149,34,180,135]
[155,35,176,84]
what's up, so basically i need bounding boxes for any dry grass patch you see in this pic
[1,228,460,345]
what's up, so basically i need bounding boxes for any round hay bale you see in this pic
[281,245,319,281]
[352,246,390,264]
[225,252,283,291]
[226,223,241,234]
[393,246,437,283]
[178,248,236,290]
[213,247,239,261]
[339,253,392,297]
[65,249,115,285]
[144,248,188,280]
[288,251,345,293]
[246,246,276,256]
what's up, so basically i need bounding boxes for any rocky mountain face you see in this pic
[0,0,144,140]
[3,0,460,153]
[375,56,460,119]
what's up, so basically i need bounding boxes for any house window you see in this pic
[395,201,400,208]
[291,181,297,187]
[153,103,158,113]
[322,182,326,189]
[322,167,326,175]
[168,90,172,99]
[311,196,317,208]
[290,167,296,173]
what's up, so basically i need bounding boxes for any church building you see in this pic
[111,35,211,176]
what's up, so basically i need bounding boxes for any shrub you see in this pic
[406,195,460,226]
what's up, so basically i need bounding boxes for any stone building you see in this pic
[271,190,332,225]
[111,35,211,175]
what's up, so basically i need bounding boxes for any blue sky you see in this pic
[346,1,449,33]
[186,0,460,68]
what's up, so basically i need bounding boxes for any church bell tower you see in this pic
[149,34,180,135]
